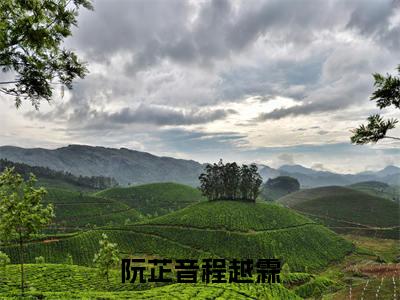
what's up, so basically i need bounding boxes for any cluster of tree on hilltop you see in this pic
[199,160,262,202]
[0,159,118,190]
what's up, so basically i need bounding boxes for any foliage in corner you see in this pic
[0,0,93,108]
[351,65,400,144]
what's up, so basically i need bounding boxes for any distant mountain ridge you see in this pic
[0,145,203,186]
[0,144,398,187]
[272,164,399,187]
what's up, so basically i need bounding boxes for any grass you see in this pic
[341,234,399,263]
[278,186,400,239]
[95,182,205,217]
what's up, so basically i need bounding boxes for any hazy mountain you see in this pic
[265,164,399,188]
[0,145,398,188]
[358,165,400,177]
[374,165,400,177]
[0,145,203,186]
[258,165,281,180]
[278,164,319,175]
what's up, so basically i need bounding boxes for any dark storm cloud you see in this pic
[219,55,324,101]
[70,0,399,69]
[346,0,400,50]
[60,0,400,122]
[105,105,236,126]
[256,68,375,120]
[32,102,235,128]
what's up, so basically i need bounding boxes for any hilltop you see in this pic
[95,182,205,217]
[278,186,400,239]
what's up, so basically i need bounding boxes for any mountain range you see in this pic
[0,144,398,188]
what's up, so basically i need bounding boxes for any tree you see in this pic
[199,160,262,202]
[0,167,54,295]
[93,233,120,283]
[249,164,263,201]
[0,0,93,109]
[351,65,400,144]
[224,162,240,200]
[239,164,252,201]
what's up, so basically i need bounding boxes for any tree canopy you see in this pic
[199,159,262,202]
[351,65,400,144]
[93,233,120,283]
[0,0,92,109]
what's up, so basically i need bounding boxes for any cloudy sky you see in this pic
[1,0,400,173]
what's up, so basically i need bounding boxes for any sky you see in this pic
[1,0,399,173]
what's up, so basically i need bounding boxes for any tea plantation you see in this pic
[0,263,302,299]
[278,186,400,238]
[43,188,143,231]
[1,201,353,272]
[95,182,205,217]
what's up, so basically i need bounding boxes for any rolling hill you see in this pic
[95,182,205,217]
[43,188,143,231]
[348,181,399,202]
[2,201,353,272]
[278,186,400,239]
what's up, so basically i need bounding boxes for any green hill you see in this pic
[2,201,353,272]
[140,200,310,231]
[348,181,399,202]
[278,186,400,239]
[44,188,142,231]
[95,182,205,217]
